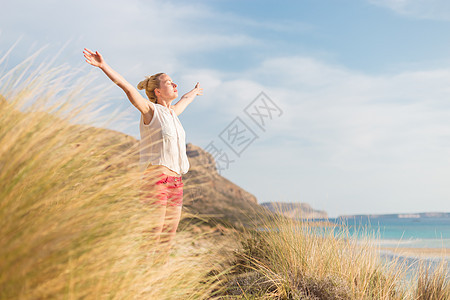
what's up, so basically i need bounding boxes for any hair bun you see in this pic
[137,77,149,90]
[137,73,164,104]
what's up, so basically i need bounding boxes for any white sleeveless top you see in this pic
[139,102,190,175]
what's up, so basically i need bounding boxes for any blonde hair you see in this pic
[137,73,164,104]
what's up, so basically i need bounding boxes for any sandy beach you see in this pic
[379,247,449,259]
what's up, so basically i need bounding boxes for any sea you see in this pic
[323,216,450,250]
[316,216,450,272]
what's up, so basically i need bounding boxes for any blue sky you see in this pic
[2,0,450,217]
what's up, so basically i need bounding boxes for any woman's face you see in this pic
[155,74,178,101]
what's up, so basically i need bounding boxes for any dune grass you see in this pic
[1,53,448,299]
[0,55,226,299]
[218,212,449,299]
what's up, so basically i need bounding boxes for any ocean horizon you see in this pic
[316,216,450,267]
[323,216,450,249]
[308,215,450,273]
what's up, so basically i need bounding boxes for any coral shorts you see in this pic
[141,173,184,207]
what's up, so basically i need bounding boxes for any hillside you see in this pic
[182,143,270,227]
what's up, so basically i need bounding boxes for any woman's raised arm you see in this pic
[172,83,203,116]
[83,48,152,115]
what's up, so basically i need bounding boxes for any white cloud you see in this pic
[243,56,450,163]
[0,0,260,72]
[369,0,450,20]
[203,55,450,215]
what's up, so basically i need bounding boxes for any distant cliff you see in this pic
[183,144,333,225]
[260,202,328,219]
[182,143,266,226]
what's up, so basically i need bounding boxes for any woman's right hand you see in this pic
[83,48,105,68]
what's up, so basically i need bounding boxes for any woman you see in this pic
[83,48,202,250]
